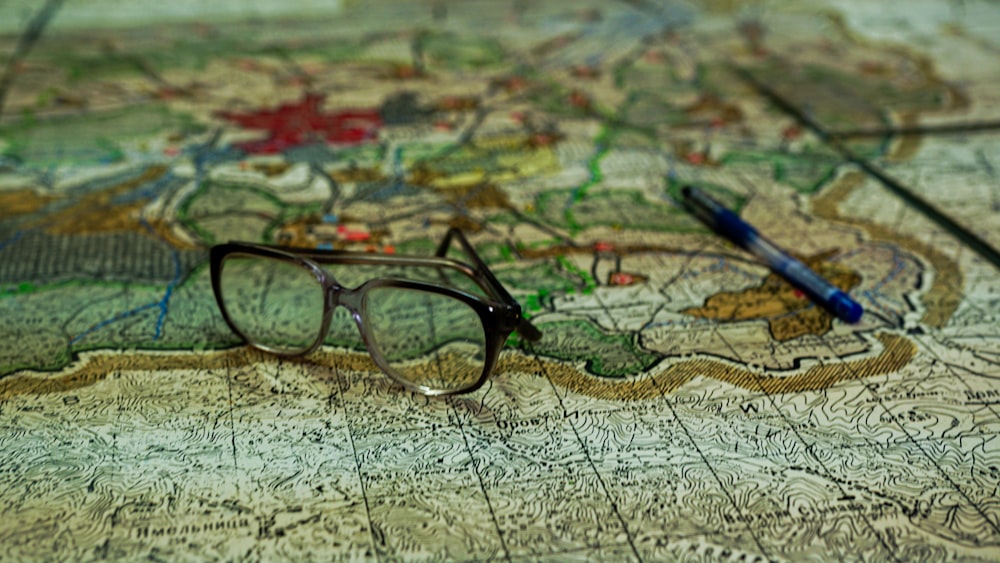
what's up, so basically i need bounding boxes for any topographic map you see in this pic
[1,0,1000,559]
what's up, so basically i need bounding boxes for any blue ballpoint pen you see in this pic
[681,186,864,323]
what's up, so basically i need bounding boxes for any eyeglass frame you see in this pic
[209,227,543,396]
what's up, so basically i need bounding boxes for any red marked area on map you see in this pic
[215,93,381,154]
[338,225,371,242]
[608,272,639,286]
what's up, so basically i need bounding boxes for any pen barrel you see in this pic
[713,208,758,248]
[747,235,863,323]
[753,237,836,300]
[681,186,863,323]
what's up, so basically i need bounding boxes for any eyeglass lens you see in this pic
[365,286,487,392]
[220,255,325,354]
[219,254,489,393]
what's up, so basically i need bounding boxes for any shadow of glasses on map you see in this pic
[242,346,505,420]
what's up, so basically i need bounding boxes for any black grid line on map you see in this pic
[448,398,512,560]
[911,331,1000,475]
[323,365,380,562]
[647,374,774,558]
[720,160,1000,549]
[0,0,64,120]
[809,330,1000,541]
[660,325,791,549]
[543,280,776,559]
[328,358,554,561]
[224,358,240,472]
[443,364,646,560]
[711,329,902,561]
[735,63,1000,269]
[527,352,644,560]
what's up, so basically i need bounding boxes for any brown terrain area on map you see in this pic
[681,250,862,341]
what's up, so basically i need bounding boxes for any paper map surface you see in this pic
[1,0,999,559]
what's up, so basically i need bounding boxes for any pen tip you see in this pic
[830,292,864,323]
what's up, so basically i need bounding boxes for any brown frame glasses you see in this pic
[210,228,542,395]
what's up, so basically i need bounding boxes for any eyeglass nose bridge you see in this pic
[319,280,388,379]
[316,280,379,366]
[320,280,370,340]
[322,279,366,313]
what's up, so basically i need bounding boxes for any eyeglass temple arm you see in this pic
[436,228,543,342]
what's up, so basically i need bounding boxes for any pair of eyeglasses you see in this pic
[210,228,542,396]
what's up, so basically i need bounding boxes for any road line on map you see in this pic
[136,217,183,340]
[68,302,161,346]
[0,231,25,252]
